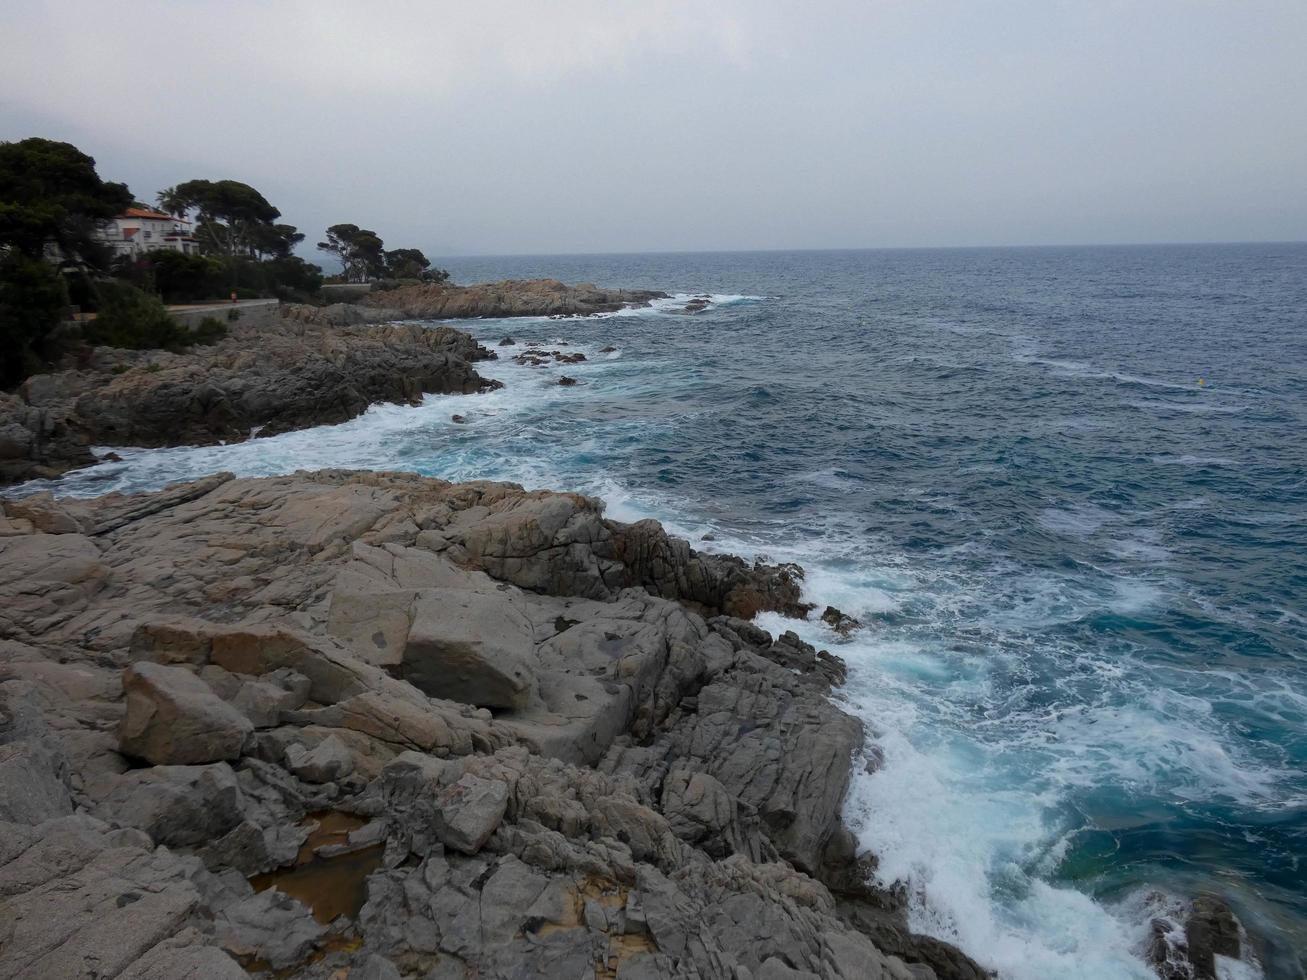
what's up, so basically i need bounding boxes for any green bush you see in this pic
[192,316,228,345]
[0,253,69,388]
[150,251,225,303]
[83,281,191,351]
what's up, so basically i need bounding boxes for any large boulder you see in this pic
[92,763,245,847]
[118,663,253,765]
[400,590,537,710]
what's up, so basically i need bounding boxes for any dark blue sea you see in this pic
[30,244,1307,978]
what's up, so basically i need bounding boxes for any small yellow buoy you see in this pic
[1198,378,1205,386]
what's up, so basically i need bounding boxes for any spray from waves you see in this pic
[595,292,766,317]
[577,477,1276,980]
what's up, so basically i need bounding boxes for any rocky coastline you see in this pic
[0,277,1247,979]
[0,278,670,488]
[0,468,987,979]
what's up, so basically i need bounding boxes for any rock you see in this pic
[1,493,83,534]
[401,589,537,710]
[0,816,211,980]
[360,279,668,320]
[557,375,579,386]
[230,675,306,728]
[821,604,862,635]
[93,763,245,846]
[451,414,467,424]
[0,741,73,825]
[285,734,354,783]
[498,336,516,346]
[600,345,618,353]
[0,319,500,486]
[1185,893,1242,980]
[212,887,326,969]
[433,773,510,854]
[0,468,988,980]
[116,934,249,980]
[118,663,253,764]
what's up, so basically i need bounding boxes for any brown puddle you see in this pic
[249,811,385,924]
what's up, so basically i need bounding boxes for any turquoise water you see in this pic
[25,245,1307,978]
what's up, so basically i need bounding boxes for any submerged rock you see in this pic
[821,604,862,636]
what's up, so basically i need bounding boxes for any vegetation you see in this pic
[0,137,132,266]
[319,225,448,283]
[0,138,131,384]
[81,281,190,350]
[318,223,385,282]
[157,179,295,259]
[0,251,69,387]
[0,134,445,388]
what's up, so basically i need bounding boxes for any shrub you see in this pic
[150,250,225,303]
[0,253,69,388]
[192,316,228,345]
[83,281,191,351]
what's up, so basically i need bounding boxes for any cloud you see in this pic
[2,1,1305,253]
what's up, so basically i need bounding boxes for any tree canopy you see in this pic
[384,247,431,279]
[318,223,386,282]
[157,179,289,258]
[0,137,132,268]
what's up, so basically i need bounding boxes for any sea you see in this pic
[20,244,1307,979]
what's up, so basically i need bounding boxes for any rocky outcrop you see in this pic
[362,278,668,319]
[0,470,982,979]
[0,320,497,486]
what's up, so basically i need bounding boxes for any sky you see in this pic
[2,1,1305,257]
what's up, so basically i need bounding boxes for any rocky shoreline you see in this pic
[0,278,1246,979]
[0,469,985,979]
[0,278,673,488]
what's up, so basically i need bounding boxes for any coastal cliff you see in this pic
[0,470,984,979]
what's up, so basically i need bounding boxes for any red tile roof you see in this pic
[120,207,182,221]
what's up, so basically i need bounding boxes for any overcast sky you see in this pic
[3,1,1305,256]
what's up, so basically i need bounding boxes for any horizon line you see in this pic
[428,239,1307,262]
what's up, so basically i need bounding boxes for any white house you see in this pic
[99,207,200,258]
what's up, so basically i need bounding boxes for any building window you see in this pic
[143,231,152,240]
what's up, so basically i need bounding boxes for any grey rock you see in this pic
[212,886,326,969]
[0,741,73,825]
[285,733,355,783]
[116,929,249,979]
[93,763,245,847]
[434,773,509,854]
[401,589,538,709]
[118,662,253,764]
[355,953,404,980]
[0,816,205,980]
[1185,893,1242,980]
